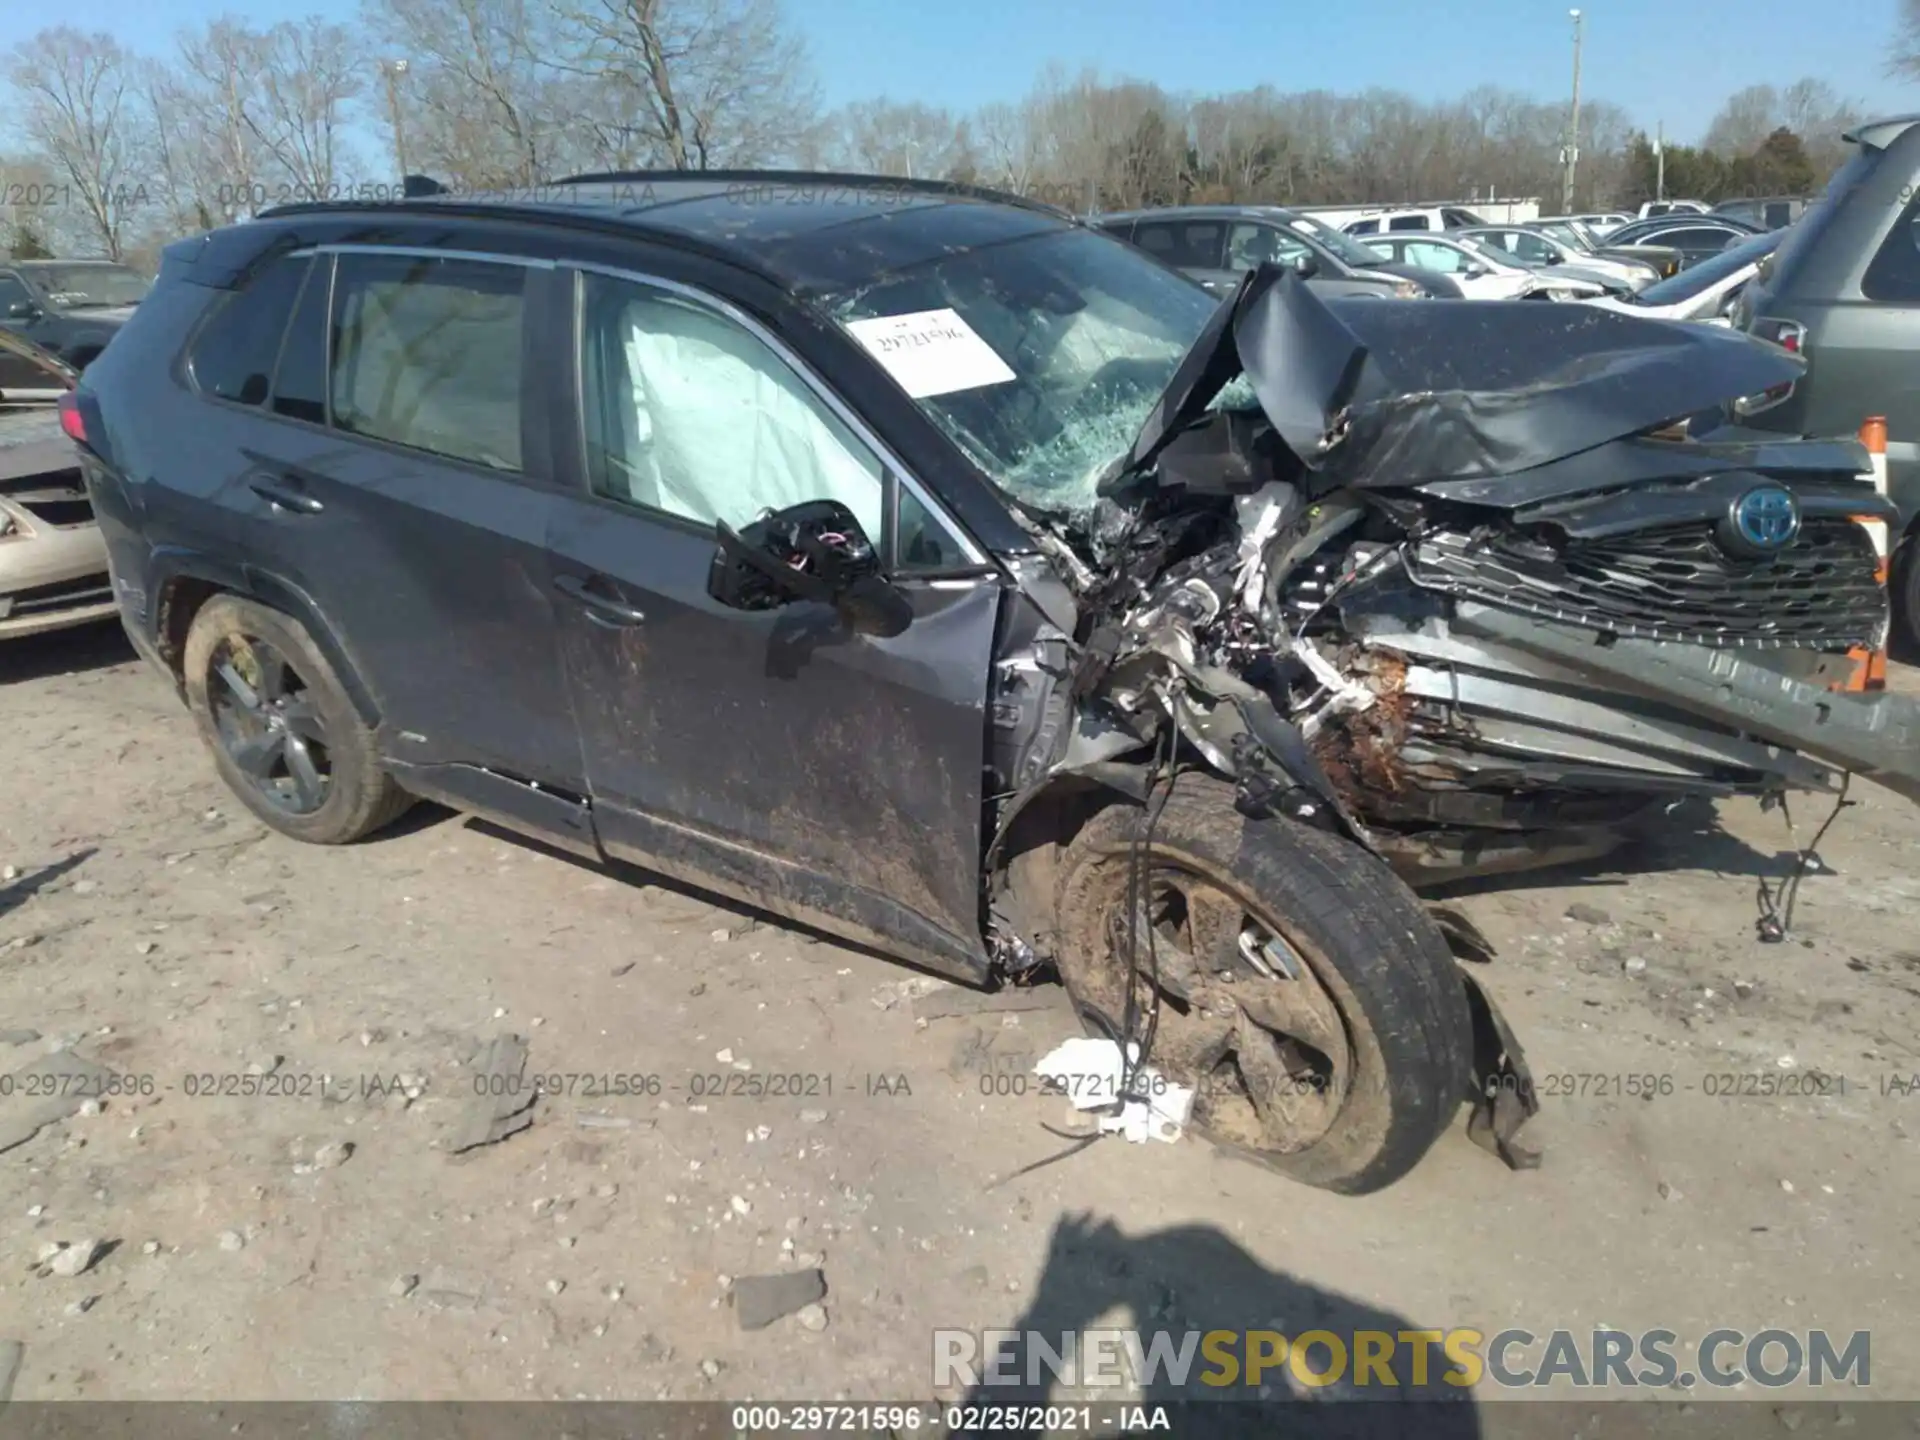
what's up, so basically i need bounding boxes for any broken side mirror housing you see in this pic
[7,300,39,320]
[707,499,912,638]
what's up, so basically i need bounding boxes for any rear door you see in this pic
[544,264,1001,976]
[199,245,583,797]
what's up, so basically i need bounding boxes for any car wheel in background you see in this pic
[182,594,412,844]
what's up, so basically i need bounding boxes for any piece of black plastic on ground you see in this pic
[732,1269,827,1331]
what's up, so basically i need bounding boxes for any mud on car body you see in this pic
[67,173,1920,1194]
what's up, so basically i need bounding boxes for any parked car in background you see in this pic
[1362,233,1604,300]
[1732,112,1920,641]
[1525,218,1687,278]
[1582,229,1784,324]
[1340,205,1488,235]
[0,328,113,640]
[1602,215,1764,269]
[1637,199,1710,218]
[1455,224,1660,291]
[1713,195,1812,231]
[1098,206,1446,299]
[1544,211,1633,236]
[0,259,151,371]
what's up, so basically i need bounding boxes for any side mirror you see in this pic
[707,499,912,639]
[1290,252,1318,278]
[6,300,39,320]
[1463,263,1488,278]
[1542,252,1563,266]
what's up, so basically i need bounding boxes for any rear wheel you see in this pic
[182,595,411,844]
[1053,776,1473,1194]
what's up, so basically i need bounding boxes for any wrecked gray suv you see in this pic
[74,175,1920,1195]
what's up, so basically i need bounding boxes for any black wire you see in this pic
[1755,773,1853,941]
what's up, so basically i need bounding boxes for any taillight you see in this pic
[1754,318,1806,356]
[57,391,87,446]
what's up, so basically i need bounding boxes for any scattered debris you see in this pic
[799,1109,828,1125]
[577,1114,651,1131]
[1034,1037,1194,1143]
[545,1278,566,1295]
[40,1238,104,1278]
[733,1269,827,1331]
[141,1241,160,1256]
[1658,1181,1680,1202]
[389,1274,420,1298]
[217,1230,246,1252]
[912,986,1067,1023]
[1566,903,1612,925]
[64,1296,96,1317]
[449,1034,536,1153]
[311,1140,354,1169]
[0,1050,117,1156]
[730,1195,752,1217]
[77,1099,102,1117]
[795,1302,829,1332]
[699,1359,723,1380]
[1622,956,1648,975]
[610,961,635,977]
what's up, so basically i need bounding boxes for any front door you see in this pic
[546,268,1001,977]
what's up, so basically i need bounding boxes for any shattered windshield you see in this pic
[27,265,150,309]
[822,227,1217,519]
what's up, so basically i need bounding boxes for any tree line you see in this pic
[0,0,1875,266]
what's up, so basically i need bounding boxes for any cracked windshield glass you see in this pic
[825,227,1218,519]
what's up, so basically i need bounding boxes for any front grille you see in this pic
[1409,518,1885,649]
[0,572,112,617]
[0,471,93,528]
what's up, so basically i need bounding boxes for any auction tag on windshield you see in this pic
[845,308,1016,399]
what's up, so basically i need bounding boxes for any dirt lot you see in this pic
[3,620,1919,1409]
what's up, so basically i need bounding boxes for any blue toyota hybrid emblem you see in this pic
[1721,485,1801,557]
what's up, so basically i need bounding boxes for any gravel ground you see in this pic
[2,620,1917,1409]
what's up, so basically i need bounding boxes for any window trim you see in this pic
[564,259,987,569]
[181,251,315,409]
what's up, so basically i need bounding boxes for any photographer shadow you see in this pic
[955,1212,1481,1439]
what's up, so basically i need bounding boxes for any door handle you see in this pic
[248,478,324,514]
[553,572,646,626]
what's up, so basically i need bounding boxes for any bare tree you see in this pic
[362,0,584,187]
[551,0,818,169]
[5,28,151,258]
[250,19,367,195]
[824,100,966,178]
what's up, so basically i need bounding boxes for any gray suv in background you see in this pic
[1733,112,1920,639]
[1096,205,1458,299]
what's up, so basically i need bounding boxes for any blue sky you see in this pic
[0,0,1909,145]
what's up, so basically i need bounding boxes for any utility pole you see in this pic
[1560,8,1584,213]
[381,59,411,182]
[1655,120,1666,203]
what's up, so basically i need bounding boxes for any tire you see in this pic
[1053,774,1473,1194]
[182,594,412,844]
[1895,534,1920,660]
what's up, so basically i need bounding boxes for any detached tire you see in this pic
[182,594,412,844]
[1053,775,1473,1194]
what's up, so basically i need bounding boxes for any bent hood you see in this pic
[1119,264,1808,495]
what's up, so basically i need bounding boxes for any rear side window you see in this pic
[1346,219,1379,235]
[270,255,330,424]
[1663,226,1739,250]
[1131,221,1223,269]
[328,252,526,472]
[1388,214,1429,232]
[1864,192,1920,300]
[188,254,310,406]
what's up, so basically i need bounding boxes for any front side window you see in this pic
[188,254,311,407]
[1132,221,1224,270]
[1864,194,1920,301]
[824,225,1217,520]
[1346,218,1379,235]
[581,272,885,543]
[328,252,525,472]
[0,272,34,314]
[1226,223,1307,270]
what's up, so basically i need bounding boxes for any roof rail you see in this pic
[551,168,1076,219]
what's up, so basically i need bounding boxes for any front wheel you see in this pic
[1053,777,1474,1194]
